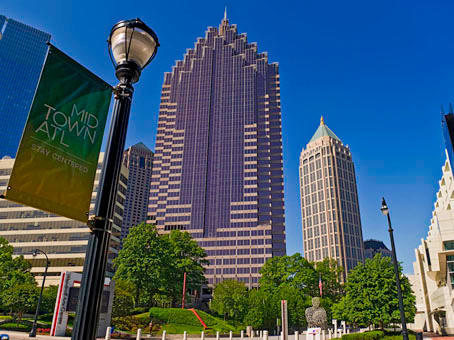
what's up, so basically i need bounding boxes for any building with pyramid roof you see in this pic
[299,117,364,277]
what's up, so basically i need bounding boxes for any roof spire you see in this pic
[224,6,227,21]
[320,115,325,126]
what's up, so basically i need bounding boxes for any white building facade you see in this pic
[409,152,454,334]
[0,154,128,286]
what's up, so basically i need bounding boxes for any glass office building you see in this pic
[0,15,50,158]
[148,15,286,287]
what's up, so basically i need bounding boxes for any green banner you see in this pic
[5,44,112,222]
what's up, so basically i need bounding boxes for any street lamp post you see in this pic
[71,19,159,340]
[380,198,409,340]
[29,249,49,338]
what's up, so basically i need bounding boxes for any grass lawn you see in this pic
[112,309,243,335]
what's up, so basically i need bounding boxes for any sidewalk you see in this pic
[0,331,69,339]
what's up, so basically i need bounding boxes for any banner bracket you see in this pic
[87,216,111,234]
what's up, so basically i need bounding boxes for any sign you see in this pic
[51,272,113,337]
[5,44,112,222]
[66,287,110,313]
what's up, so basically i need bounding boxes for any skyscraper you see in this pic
[121,142,153,243]
[299,117,364,276]
[148,14,285,287]
[0,15,50,158]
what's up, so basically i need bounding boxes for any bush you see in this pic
[342,331,384,340]
[0,322,31,332]
[112,315,149,333]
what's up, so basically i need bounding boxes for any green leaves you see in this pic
[241,255,344,330]
[0,237,38,318]
[211,280,248,323]
[113,224,207,307]
[332,254,416,327]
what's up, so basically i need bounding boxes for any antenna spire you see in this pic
[320,115,325,125]
[224,6,227,21]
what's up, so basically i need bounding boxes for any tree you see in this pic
[114,224,208,307]
[259,253,318,296]
[251,254,344,331]
[1,282,38,321]
[114,223,169,306]
[244,288,274,329]
[332,254,416,328]
[40,285,59,314]
[211,280,248,322]
[112,280,135,317]
[164,230,208,306]
[0,237,37,316]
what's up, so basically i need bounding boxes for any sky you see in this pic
[2,0,453,273]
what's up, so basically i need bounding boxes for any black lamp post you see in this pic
[29,249,49,338]
[381,198,409,340]
[71,18,159,340]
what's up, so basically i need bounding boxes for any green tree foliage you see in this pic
[114,224,207,307]
[211,280,248,322]
[0,237,38,318]
[244,288,274,329]
[259,254,318,296]
[40,285,58,314]
[242,255,344,331]
[164,230,209,306]
[2,283,39,321]
[332,254,416,328]
[112,279,135,317]
[114,223,167,305]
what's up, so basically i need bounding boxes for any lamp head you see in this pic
[32,249,38,257]
[380,197,389,216]
[108,18,159,83]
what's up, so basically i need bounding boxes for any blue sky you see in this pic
[2,0,453,273]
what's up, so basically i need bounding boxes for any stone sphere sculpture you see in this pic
[305,297,327,330]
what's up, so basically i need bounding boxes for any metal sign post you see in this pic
[281,300,288,340]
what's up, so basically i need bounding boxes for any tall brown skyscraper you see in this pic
[299,117,364,276]
[148,15,285,288]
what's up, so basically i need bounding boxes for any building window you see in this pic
[444,241,454,251]
[447,255,454,289]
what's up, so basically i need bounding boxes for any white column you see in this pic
[136,328,142,340]
[263,330,269,340]
[341,321,346,334]
[184,331,187,340]
[216,331,220,340]
[162,330,167,340]
[230,331,233,340]
[241,330,244,339]
[202,331,205,340]
[321,330,325,340]
[332,319,337,336]
[328,329,332,339]
[105,327,111,340]
[295,330,299,340]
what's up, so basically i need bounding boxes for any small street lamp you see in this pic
[29,249,49,338]
[71,19,159,340]
[381,198,409,340]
